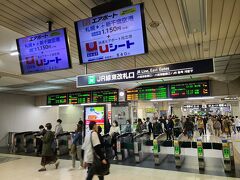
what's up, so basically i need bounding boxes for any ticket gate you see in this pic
[117,133,134,161]
[13,132,33,153]
[23,131,38,153]
[8,132,16,153]
[56,132,71,155]
[174,134,184,168]
[196,138,205,170]
[133,132,150,163]
[102,134,113,159]
[222,139,235,172]
[153,133,166,165]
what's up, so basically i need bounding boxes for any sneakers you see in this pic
[55,161,60,169]
[38,168,46,172]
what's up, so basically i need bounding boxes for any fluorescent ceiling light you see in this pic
[23,86,62,92]
[39,105,52,108]
[0,87,12,91]
[150,98,173,102]
[59,104,72,107]
[66,77,76,81]
[46,79,71,84]
[187,97,215,100]
[10,51,19,56]
[80,103,97,106]
[177,0,207,35]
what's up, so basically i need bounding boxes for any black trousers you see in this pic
[86,164,104,180]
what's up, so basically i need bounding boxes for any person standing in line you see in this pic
[70,123,83,170]
[145,117,153,136]
[164,119,173,140]
[124,120,132,133]
[136,118,143,134]
[38,123,60,172]
[235,116,240,133]
[82,121,108,180]
[55,119,64,137]
[152,118,162,139]
[109,120,120,160]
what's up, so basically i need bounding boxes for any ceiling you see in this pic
[0,0,240,95]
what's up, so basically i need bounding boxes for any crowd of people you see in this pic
[131,115,240,140]
[35,114,240,179]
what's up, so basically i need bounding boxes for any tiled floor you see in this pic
[0,153,238,180]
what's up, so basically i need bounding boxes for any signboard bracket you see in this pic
[46,20,53,32]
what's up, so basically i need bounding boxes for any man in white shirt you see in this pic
[55,119,63,137]
[82,121,107,180]
[235,116,240,133]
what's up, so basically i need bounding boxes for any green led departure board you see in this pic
[68,92,91,104]
[47,94,67,105]
[92,89,118,103]
[126,85,168,101]
[170,81,210,98]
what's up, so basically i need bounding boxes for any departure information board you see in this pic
[170,81,210,98]
[68,92,91,104]
[126,85,168,101]
[47,93,67,105]
[92,89,118,103]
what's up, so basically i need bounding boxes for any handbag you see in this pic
[90,132,110,176]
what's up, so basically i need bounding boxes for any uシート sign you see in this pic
[16,28,71,74]
[75,3,148,64]
[77,58,214,87]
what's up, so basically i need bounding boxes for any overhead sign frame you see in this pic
[76,58,215,87]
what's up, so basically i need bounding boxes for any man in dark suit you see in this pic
[146,117,153,136]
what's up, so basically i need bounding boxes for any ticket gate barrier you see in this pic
[228,140,235,171]
[174,134,185,168]
[13,132,32,153]
[8,132,16,153]
[222,139,235,172]
[56,132,71,155]
[23,131,38,153]
[116,133,133,161]
[153,133,165,165]
[102,134,113,159]
[133,132,150,163]
[197,138,205,170]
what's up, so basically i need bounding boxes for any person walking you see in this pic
[213,118,221,137]
[197,117,205,136]
[70,123,83,170]
[82,121,108,180]
[38,123,60,172]
[35,125,47,156]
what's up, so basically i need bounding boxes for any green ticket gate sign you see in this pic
[198,147,203,157]
[222,140,231,172]
[223,147,230,159]
[197,140,204,170]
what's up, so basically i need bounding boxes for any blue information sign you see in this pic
[75,3,148,64]
[16,28,72,74]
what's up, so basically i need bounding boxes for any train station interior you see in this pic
[0,0,240,179]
